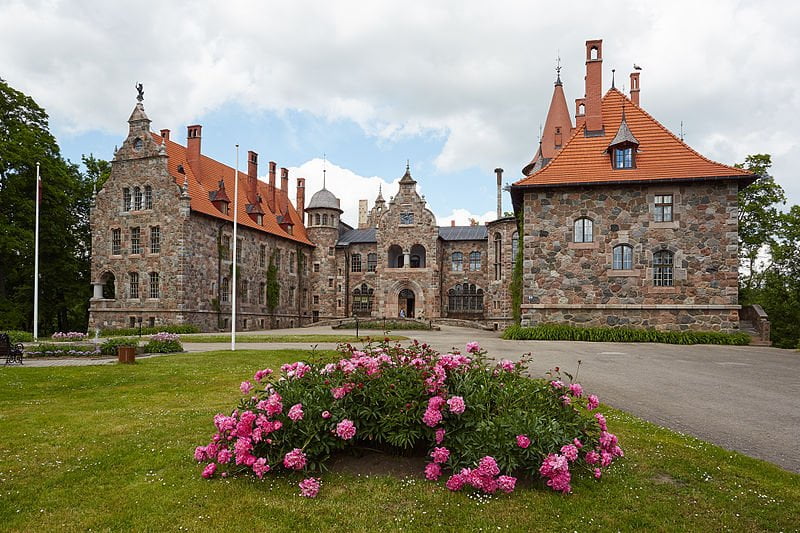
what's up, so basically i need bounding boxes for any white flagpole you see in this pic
[33,162,40,341]
[231,145,239,351]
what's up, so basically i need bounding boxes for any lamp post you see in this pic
[138,316,142,338]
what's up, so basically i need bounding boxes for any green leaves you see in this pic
[502,324,750,345]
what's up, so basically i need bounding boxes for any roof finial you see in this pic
[406,159,410,173]
[555,52,562,85]
[135,82,144,103]
[538,123,543,143]
[680,121,684,142]
[611,69,616,89]
[322,153,327,189]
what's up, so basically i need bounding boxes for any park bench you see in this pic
[1,333,24,365]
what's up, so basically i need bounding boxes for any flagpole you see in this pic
[231,145,239,351]
[33,162,40,341]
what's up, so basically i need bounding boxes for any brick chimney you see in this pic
[160,129,170,141]
[584,40,603,134]
[451,220,455,227]
[268,161,277,211]
[494,168,503,219]
[186,125,202,173]
[575,98,586,130]
[280,167,289,196]
[296,177,306,221]
[247,151,258,203]
[630,72,640,107]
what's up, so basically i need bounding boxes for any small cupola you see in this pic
[209,179,231,214]
[605,109,640,169]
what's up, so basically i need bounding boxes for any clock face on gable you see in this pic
[400,212,414,225]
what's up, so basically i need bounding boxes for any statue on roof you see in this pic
[136,82,144,102]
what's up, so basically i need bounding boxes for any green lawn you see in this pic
[0,350,797,531]
[180,334,408,343]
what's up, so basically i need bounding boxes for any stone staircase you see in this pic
[738,304,772,346]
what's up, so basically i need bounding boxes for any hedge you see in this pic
[502,324,751,345]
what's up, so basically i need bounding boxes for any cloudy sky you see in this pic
[2,0,798,226]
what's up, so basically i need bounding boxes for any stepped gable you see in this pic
[150,132,311,245]
[515,88,755,188]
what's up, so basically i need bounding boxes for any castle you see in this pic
[89,39,756,333]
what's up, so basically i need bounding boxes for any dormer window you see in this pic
[256,214,263,225]
[614,147,634,169]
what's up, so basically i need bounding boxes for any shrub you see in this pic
[25,343,100,357]
[144,332,183,353]
[502,324,751,345]
[99,337,138,356]
[100,325,199,337]
[194,341,621,497]
[5,330,33,343]
[51,331,88,342]
[334,320,431,331]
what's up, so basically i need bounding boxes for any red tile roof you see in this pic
[514,88,754,188]
[151,133,312,246]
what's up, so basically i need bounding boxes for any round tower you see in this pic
[305,185,343,321]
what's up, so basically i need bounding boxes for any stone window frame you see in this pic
[111,228,122,255]
[650,187,680,229]
[352,283,374,315]
[572,217,594,243]
[610,243,636,273]
[144,185,153,210]
[148,272,160,299]
[313,294,320,305]
[399,205,414,226]
[646,244,684,292]
[367,253,377,272]
[653,250,674,287]
[221,277,230,303]
[133,186,143,211]
[289,252,295,274]
[259,282,265,305]
[468,251,481,271]
[259,245,266,268]
[447,283,484,312]
[351,253,362,272]
[128,271,139,299]
[493,232,502,280]
[568,211,600,250]
[150,226,160,254]
[122,187,131,212]
[313,262,320,273]
[236,238,243,264]
[289,286,295,305]
[451,251,464,272]
[130,227,142,255]
[328,278,333,288]
[240,279,249,303]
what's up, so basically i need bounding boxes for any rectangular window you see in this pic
[122,188,131,212]
[367,253,377,272]
[328,278,333,288]
[289,252,295,273]
[259,282,265,305]
[469,251,481,271]
[221,278,229,302]
[150,226,160,254]
[615,147,633,169]
[351,254,362,272]
[400,212,414,225]
[259,245,266,268]
[313,262,320,273]
[144,186,153,209]
[149,272,159,298]
[451,252,463,272]
[221,235,231,260]
[111,228,121,255]
[654,194,673,222]
[148,317,155,328]
[275,250,281,271]
[129,272,139,299]
[236,238,242,263]
[313,295,319,305]
[289,286,295,304]
[131,227,141,254]
[654,251,674,287]
[328,247,334,256]
[133,187,142,210]
[241,280,249,303]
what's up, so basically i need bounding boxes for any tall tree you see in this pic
[0,78,94,333]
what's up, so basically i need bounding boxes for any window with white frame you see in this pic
[653,250,674,286]
[654,195,673,222]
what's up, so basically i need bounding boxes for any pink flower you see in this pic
[422,408,442,427]
[499,359,515,372]
[201,462,216,478]
[573,438,583,449]
[424,462,442,481]
[560,444,579,462]
[569,383,583,397]
[252,458,270,479]
[594,413,607,431]
[445,474,465,491]
[217,448,232,464]
[447,396,466,415]
[240,381,253,394]
[585,450,600,465]
[497,475,517,494]
[321,410,331,419]
[587,394,600,410]
[299,477,321,498]
[476,456,500,478]
[560,395,572,406]
[264,393,283,417]
[288,403,304,422]
[283,448,307,470]
[465,342,480,353]
[594,468,602,479]
[253,368,273,382]
[428,396,446,411]
[194,446,207,462]
[539,453,571,493]
[431,447,450,464]
[550,380,564,389]
[336,419,356,440]
[516,435,531,449]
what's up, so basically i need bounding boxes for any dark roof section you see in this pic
[438,225,488,241]
[337,228,377,245]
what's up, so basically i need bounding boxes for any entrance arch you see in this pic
[398,288,415,318]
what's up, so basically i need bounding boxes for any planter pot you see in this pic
[117,346,136,364]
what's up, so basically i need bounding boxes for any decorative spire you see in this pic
[555,52,562,86]
[322,153,327,189]
[611,69,616,89]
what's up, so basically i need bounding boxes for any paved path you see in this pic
[8,325,799,473]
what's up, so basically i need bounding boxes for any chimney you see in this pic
[160,129,170,141]
[451,220,456,227]
[186,125,202,173]
[630,72,640,107]
[268,161,276,211]
[584,39,603,133]
[494,168,503,219]
[296,177,306,221]
[575,98,586,130]
[247,151,258,203]
[358,199,368,228]
[280,167,289,196]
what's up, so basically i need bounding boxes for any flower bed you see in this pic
[51,331,88,342]
[195,341,622,497]
[144,332,183,353]
[99,337,138,356]
[25,343,101,357]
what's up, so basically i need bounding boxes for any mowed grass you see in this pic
[0,350,797,532]
[180,334,408,343]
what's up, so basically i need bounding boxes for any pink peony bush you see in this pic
[195,340,622,497]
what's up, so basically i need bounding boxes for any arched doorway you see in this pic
[398,288,415,318]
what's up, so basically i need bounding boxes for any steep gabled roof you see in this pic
[514,88,754,188]
[152,132,312,245]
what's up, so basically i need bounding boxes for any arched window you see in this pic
[653,250,674,286]
[314,213,321,226]
[511,231,519,262]
[352,283,374,316]
[410,244,426,268]
[322,213,329,225]
[578,103,586,115]
[574,218,593,243]
[101,272,116,299]
[387,245,403,268]
[144,185,153,209]
[448,283,483,314]
[367,253,377,272]
[494,233,502,280]
[613,244,634,270]
[221,277,230,302]
[351,254,362,272]
[469,251,481,271]
[451,252,463,271]
[133,186,142,210]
